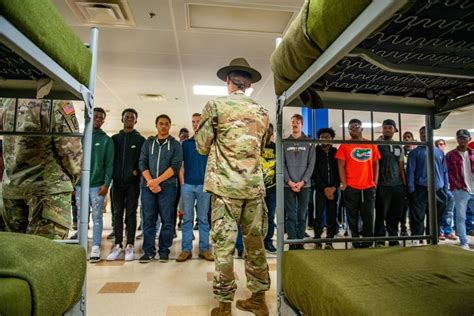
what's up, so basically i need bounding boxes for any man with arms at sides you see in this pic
[107,108,145,261]
[400,130,416,236]
[407,126,449,245]
[446,129,474,250]
[374,120,406,247]
[176,113,214,262]
[435,138,457,241]
[336,118,380,248]
[196,58,270,316]
[312,127,340,249]
[138,114,182,263]
[76,107,114,262]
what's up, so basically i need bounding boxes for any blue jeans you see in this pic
[141,186,177,256]
[441,194,455,235]
[75,186,104,247]
[285,187,311,240]
[181,184,211,252]
[452,190,474,245]
[264,189,276,248]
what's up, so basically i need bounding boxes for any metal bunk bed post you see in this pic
[425,114,438,245]
[76,27,99,316]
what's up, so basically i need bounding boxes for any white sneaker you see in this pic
[90,246,101,263]
[412,240,420,247]
[460,244,470,251]
[106,244,122,261]
[125,245,135,261]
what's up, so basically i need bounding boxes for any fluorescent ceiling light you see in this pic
[434,136,455,141]
[193,85,253,97]
[340,122,382,128]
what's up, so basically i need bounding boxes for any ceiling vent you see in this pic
[139,93,167,102]
[66,0,136,27]
[186,4,295,35]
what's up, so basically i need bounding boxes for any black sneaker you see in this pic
[139,253,155,263]
[106,231,115,240]
[265,244,277,253]
[159,254,169,262]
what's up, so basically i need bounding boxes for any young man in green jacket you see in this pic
[76,107,114,262]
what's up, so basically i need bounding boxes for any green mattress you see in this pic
[282,245,474,315]
[0,0,92,86]
[0,232,86,315]
[270,0,369,96]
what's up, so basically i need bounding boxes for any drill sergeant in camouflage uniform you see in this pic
[2,98,82,239]
[196,58,271,316]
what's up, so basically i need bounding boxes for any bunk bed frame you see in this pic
[0,16,98,316]
[274,0,474,314]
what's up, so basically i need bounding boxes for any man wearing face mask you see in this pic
[107,108,145,261]
[407,126,450,245]
[374,120,406,247]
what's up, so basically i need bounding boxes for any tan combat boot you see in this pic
[210,302,232,316]
[236,292,269,316]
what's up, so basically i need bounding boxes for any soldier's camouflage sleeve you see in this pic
[53,101,82,184]
[195,100,216,155]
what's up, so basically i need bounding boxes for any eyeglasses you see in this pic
[348,124,361,130]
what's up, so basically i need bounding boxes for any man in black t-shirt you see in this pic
[375,120,406,246]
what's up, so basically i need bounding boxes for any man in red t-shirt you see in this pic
[336,118,381,248]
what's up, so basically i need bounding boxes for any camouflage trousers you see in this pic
[2,192,72,240]
[211,194,271,302]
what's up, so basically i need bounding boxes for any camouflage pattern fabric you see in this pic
[211,194,270,302]
[2,98,82,198]
[2,192,71,239]
[195,91,269,199]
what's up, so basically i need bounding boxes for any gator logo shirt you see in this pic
[336,142,381,190]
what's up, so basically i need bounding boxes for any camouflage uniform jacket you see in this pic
[2,99,82,198]
[195,91,269,199]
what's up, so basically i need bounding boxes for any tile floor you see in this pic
[82,212,472,315]
[82,212,278,316]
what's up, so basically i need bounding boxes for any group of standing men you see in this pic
[284,114,473,251]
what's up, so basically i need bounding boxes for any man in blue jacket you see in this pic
[139,114,182,262]
[407,126,450,245]
[106,108,145,261]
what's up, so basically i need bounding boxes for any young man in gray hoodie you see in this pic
[138,114,182,262]
[284,114,316,249]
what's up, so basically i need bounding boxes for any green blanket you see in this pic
[0,232,86,315]
[0,0,92,86]
[270,0,369,96]
[283,245,474,316]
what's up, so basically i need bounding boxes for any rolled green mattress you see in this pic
[270,0,369,96]
[0,0,92,86]
[282,245,474,315]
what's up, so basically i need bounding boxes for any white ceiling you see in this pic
[52,0,303,137]
[52,0,473,145]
